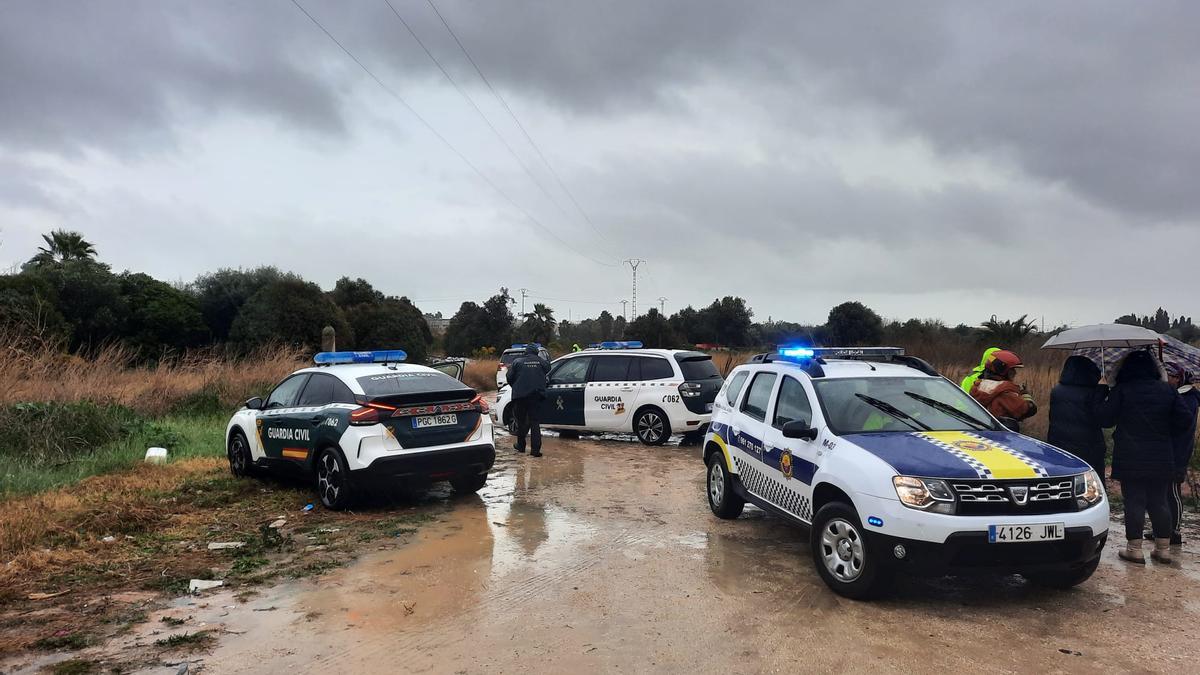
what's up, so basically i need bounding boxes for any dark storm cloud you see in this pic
[3,1,1198,223]
[0,0,345,155]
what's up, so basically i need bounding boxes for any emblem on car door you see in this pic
[780,450,793,480]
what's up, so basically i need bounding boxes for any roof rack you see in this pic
[750,346,939,378]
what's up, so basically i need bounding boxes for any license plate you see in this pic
[988,523,1065,543]
[412,413,457,429]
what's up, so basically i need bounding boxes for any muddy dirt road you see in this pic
[169,437,1197,672]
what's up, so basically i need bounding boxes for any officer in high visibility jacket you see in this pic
[961,347,1001,393]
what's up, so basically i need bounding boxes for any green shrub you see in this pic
[0,401,143,466]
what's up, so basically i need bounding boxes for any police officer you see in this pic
[507,343,551,456]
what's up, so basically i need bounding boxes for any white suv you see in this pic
[494,342,721,445]
[703,347,1108,599]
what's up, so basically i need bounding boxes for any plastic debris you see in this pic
[302,504,314,512]
[145,447,168,464]
[206,542,245,551]
[102,535,116,543]
[268,519,286,529]
[188,579,223,594]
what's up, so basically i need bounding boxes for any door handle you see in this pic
[621,387,634,392]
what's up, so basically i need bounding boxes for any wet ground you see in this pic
[7,433,1198,674]
[130,434,1200,674]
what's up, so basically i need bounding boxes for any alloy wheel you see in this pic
[638,412,664,442]
[708,461,725,506]
[820,517,865,582]
[317,452,342,506]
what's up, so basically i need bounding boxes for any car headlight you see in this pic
[892,476,956,515]
[1074,470,1104,509]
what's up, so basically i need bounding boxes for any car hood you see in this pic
[840,430,1090,480]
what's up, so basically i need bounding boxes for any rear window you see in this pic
[500,351,523,366]
[356,370,470,397]
[677,356,720,380]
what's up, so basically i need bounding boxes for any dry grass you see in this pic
[0,331,305,416]
[465,358,499,391]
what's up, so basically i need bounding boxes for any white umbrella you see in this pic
[1041,324,1162,350]
[1041,323,1162,378]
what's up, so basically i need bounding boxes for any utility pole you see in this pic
[657,296,668,314]
[619,299,629,321]
[623,259,645,319]
[517,288,530,316]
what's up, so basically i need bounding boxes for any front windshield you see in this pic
[813,376,997,434]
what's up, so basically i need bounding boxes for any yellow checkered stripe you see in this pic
[915,431,1049,479]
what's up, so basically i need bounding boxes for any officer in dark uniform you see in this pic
[507,343,551,456]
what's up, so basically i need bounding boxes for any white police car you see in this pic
[703,347,1108,599]
[226,350,495,510]
[493,341,721,445]
[496,344,551,389]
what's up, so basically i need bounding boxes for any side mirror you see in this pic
[997,416,1020,433]
[781,420,819,441]
[245,397,264,410]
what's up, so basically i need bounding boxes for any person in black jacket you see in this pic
[506,344,551,457]
[1165,362,1200,545]
[1097,350,1191,564]
[1048,356,1108,475]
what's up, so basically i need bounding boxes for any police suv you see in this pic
[703,347,1108,599]
[496,344,552,389]
[226,350,495,510]
[493,341,722,445]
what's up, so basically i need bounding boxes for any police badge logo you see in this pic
[780,450,794,480]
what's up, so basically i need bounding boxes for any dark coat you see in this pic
[506,350,550,400]
[1173,386,1200,474]
[1047,356,1108,473]
[1096,351,1191,481]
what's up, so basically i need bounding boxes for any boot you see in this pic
[1171,532,1183,546]
[1118,538,1146,564]
[1151,538,1174,564]
[530,449,542,457]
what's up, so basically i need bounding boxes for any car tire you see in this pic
[1024,556,1101,589]
[634,407,670,446]
[680,430,704,446]
[810,501,891,600]
[315,447,354,511]
[706,450,744,519]
[227,431,254,477]
[450,472,488,494]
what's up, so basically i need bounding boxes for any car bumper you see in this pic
[851,490,1109,575]
[351,443,495,487]
[671,415,710,434]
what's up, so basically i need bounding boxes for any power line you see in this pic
[379,0,613,258]
[423,0,618,254]
[288,0,616,268]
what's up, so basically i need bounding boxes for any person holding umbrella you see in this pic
[1165,362,1199,545]
[1096,350,1191,564]
[1048,355,1109,475]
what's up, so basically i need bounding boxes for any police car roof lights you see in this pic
[595,341,643,350]
[313,350,408,365]
[754,346,937,378]
[509,343,542,350]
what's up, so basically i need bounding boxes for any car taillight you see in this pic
[349,401,397,426]
[498,363,505,372]
[471,394,490,413]
[678,382,703,397]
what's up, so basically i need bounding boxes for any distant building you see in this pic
[424,313,451,337]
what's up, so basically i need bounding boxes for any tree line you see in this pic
[4,230,1196,362]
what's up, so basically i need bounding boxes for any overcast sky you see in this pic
[2,1,1198,328]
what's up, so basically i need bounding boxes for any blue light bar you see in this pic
[313,349,408,365]
[510,343,542,350]
[599,341,643,350]
[778,346,815,360]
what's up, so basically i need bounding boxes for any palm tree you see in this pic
[28,229,97,267]
[981,314,1039,344]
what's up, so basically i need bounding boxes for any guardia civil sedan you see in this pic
[225,350,495,509]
